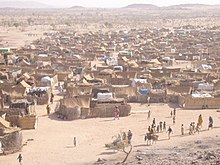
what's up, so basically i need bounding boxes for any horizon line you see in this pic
[0,1,220,9]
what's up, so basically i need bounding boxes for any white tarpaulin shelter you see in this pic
[41,76,51,83]
[134,79,147,84]
[97,93,113,100]
[192,93,213,98]
[41,76,53,87]
[198,83,214,91]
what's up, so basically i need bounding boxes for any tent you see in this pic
[97,93,113,100]
[61,97,90,109]
[198,84,214,91]
[23,73,30,80]
[0,117,10,128]
[150,59,161,65]
[41,76,51,83]
[100,69,114,75]
[121,56,129,62]
[127,60,139,68]
[19,80,31,88]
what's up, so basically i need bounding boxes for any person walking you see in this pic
[192,122,195,134]
[195,123,200,134]
[58,83,63,94]
[163,121,166,131]
[50,92,54,104]
[127,130,133,144]
[73,137,76,147]
[150,127,154,134]
[17,154,22,164]
[147,110,151,120]
[152,118,156,127]
[156,125,160,133]
[208,116,213,130]
[170,110,173,118]
[173,116,176,124]
[147,96,150,106]
[189,123,193,135]
[181,124,184,135]
[114,106,120,120]
[148,126,151,133]
[173,108,176,116]
[198,114,203,127]
[159,121,163,132]
[167,126,173,139]
[46,104,51,115]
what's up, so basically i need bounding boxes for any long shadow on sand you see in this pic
[99,119,116,122]
[99,148,118,155]
[99,151,118,155]
[65,145,75,149]
[134,144,150,148]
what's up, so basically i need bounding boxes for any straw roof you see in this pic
[61,97,90,108]
[19,80,31,88]
[150,59,161,65]
[100,69,114,75]
[0,117,10,128]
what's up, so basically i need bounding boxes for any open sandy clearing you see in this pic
[0,100,219,165]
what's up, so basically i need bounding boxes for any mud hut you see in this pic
[58,97,91,120]
[0,117,22,155]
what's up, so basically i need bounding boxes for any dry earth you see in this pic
[0,26,48,47]
[0,88,219,165]
[0,18,220,164]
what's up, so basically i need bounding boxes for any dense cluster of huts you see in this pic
[1,26,220,154]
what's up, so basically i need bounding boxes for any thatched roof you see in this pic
[128,60,139,68]
[84,74,94,81]
[19,80,31,88]
[150,59,161,65]
[1,86,26,98]
[66,87,92,97]
[0,117,10,128]
[100,69,114,75]
[61,97,90,108]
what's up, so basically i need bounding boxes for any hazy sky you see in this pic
[2,0,220,8]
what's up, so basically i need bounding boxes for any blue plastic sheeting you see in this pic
[139,89,149,95]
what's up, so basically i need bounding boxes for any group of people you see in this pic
[187,114,214,135]
[147,118,173,139]
[148,118,167,134]
[147,110,215,140]
[28,89,47,97]
[122,130,133,144]
[188,122,200,135]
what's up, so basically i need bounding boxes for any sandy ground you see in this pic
[0,89,220,165]
[0,27,219,164]
[0,26,49,47]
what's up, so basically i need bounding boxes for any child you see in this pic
[17,154,22,164]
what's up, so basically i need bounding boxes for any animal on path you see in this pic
[144,133,159,145]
